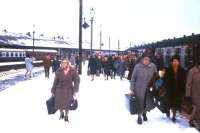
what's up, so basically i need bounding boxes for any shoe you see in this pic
[189,120,195,127]
[64,115,69,122]
[142,113,148,121]
[137,116,142,125]
[172,117,176,122]
[166,111,170,118]
[59,112,64,120]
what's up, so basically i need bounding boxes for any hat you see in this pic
[171,55,180,61]
[142,53,152,61]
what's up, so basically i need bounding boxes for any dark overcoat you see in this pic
[51,67,80,110]
[102,60,110,75]
[88,57,98,74]
[164,66,186,109]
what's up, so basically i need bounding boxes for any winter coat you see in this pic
[88,57,98,74]
[127,59,136,80]
[25,57,33,71]
[186,66,200,119]
[43,58,51,68]
[102,60,110,75]
[118,60,126,76]
[52,59,60,72]
[164,66,186,109]
[130,62,157,114]
[51,67,80,110]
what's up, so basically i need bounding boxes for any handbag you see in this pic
[145,90,156,111]
[69,98,78,110]
[46,96,57,114]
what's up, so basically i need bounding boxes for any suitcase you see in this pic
[125,94,138,115]
[46,96,57,114]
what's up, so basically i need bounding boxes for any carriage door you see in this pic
[194,44,200,65]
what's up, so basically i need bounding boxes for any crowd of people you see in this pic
[24,50,200,129]
[86,50,199,128]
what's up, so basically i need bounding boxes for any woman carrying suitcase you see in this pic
[130,55,157,125]
[51,58,80,122]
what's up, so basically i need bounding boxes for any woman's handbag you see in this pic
[69,98,78,110]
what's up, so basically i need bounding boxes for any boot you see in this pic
[172,117,176,122]
[64,115,69,122]
[172,110,176,122]
[189,120,195,127]
[166,110,170,118]
[137,116,142,125]
[142,113,148,121]
[59,112,64,120]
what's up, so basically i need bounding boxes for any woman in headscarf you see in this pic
[51,58,80,122]
[130,56,157,125]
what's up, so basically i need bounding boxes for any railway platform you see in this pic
[0,64,198,133]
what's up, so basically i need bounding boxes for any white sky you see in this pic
[0,0,200,50]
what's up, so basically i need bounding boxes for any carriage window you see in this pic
[175,48,181,55]
[6,52,9,57]
[15,52,19,57]
[23,52,26,57]
[10,52,14,57]
[2,52,6,57]
[12,52,15,57]
[166,49,171,55]
[19,52,22,57]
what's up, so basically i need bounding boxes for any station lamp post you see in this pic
[118,40,120,55]
[32,25,35,56]
[99,25,102,51]
[109,35,111,55]
[90,8,95,55]
[78,0,83,74]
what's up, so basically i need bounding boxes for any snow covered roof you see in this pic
[0,31,70,48]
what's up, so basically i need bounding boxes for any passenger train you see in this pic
[0,48,58,62]
[128,33,200,71]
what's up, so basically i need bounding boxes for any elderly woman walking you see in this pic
[51,58,80,122]
[164,55,186,122]
[130,56,157,125]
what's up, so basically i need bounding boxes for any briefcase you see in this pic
[125,94,138,115]
[46,96,57,114]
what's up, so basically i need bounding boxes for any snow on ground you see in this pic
[0,62,198,133]
[0,67,44,91]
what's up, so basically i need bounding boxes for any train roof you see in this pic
[0,31,70,49]
[0,48,57,53]
[127,33,200,51]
